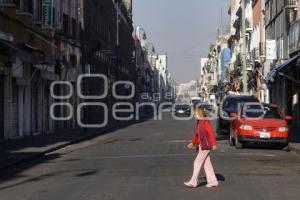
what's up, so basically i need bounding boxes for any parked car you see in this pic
[174,104,192,116]
[191,97,202,108]
[229,103,292,149]
[218,95,259,134]
[198,102,213,113]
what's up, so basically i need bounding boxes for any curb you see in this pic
[0,117,150,171]
[289,143,300,155]
[0,128,107,171]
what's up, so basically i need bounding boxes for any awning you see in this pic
[267,54,300,81]
[0,40,35,64]
[236,7,242,17]
[33,64,59,81]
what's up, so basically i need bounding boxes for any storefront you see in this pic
[0,42,8,139]
[0,74,4,139]
[0,39,35,138]
[268,54,300,127]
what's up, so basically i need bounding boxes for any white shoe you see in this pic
[206,182,218,188]
[184,182,197,188]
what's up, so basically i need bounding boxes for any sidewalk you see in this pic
[0,117,150,171]
[289,127,300,154]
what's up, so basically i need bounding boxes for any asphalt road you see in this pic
[1,113,300,200]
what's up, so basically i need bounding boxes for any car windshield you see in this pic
[175,105,191,110]
[243,105,283,119]
[199,103,212,110]
[224,98,258,110]
[192,100,202,106]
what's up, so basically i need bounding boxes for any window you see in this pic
[71,0,77,19]
[244,105,283,119]
[63,0,68,14]
[19,0,34,14]
[32,0,41,21]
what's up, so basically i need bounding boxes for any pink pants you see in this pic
[187,146,218,186]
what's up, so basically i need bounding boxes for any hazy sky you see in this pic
[133,0,230,84]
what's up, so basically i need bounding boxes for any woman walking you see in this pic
[184,106,219,188]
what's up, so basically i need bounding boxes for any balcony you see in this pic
[0,0,18,7]
[288,20,300,54]
[62,13,70,35]
[236,53,242,67]
[284,0,298,7]
[259,42,266,57]
[252,48,260,62]
[245,19,253,33]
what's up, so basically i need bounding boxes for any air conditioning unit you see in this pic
[252,48,260,62]
[246,61,253,71]
[245,19,253,33]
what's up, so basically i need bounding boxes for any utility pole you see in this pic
[241,0,248,94]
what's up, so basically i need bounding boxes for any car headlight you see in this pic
[278,127,289,132]
[240,125,253,131]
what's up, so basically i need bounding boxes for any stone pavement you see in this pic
[0,117,151,171]
[1,117,300,172]
[1,113,300,200]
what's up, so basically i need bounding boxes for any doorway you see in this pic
[0,75,4,139]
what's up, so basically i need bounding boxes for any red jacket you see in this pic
[191,120,217,149]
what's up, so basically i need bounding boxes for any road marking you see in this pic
[166,140,189,143]
[218,152,277,157]
[85,153,193,159]
[82,151,278,160]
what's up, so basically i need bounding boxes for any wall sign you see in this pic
[42,0,53,28]
[266,40,277,60]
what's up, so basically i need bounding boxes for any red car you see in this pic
[229,103,292,149]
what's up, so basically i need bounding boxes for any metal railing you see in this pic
[285,0,298,7]
[0,0,18,7]
[252,48,260,62]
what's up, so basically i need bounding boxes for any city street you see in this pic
[1,0,300,199]
[0,113,300,200]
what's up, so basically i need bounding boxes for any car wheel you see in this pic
[235,134,243,149]
[279,143,290,151]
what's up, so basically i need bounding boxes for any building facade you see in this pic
[0,0,138,140]
[133,26,157,105]
[0,0,83,139]
[206,0,300,129]
[227,0,254,93]
[80,0,136,125]
[251,0,267,102]
[156,55,168,102]
[266,0,300,127]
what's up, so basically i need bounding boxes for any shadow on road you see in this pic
[0,114,154,185]
[197,173,226,187]
[240,143,289,151]
[0,153,61,190]
[216,135,229,141]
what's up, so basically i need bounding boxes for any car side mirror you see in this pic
[286,115,292,121]
[230,113,237,118]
